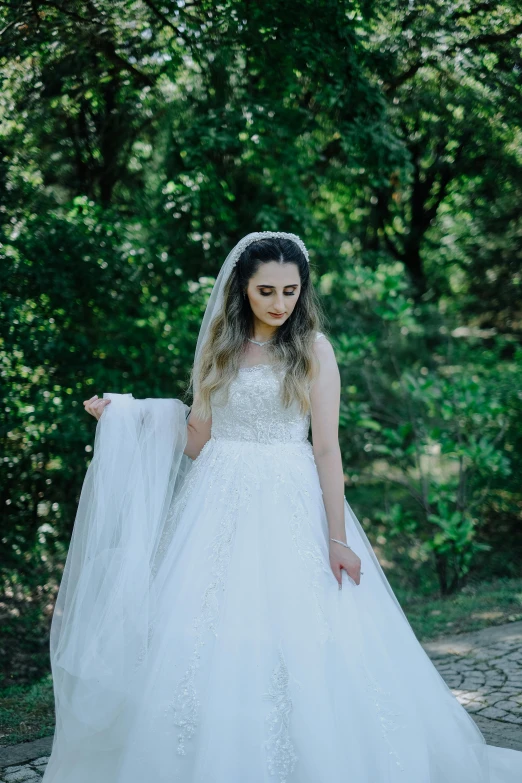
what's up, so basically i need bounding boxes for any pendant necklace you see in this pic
[248,337,273,347]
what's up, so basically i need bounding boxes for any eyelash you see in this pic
[259,291,296,297]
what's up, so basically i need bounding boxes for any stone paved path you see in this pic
[424,628,522,724]
[1,621,521,780]
[421,619,522,752]
[0,758,49,782]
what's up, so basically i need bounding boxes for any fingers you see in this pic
[349,554,362,582]
[332,563,342,588]
[333,560,362,588]
[82,395,111,420]
[331,556,363,589]
[351,559,362,586]
[92,399,111,419]
[343,566,360,587]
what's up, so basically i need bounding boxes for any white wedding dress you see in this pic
[43,338,522,783]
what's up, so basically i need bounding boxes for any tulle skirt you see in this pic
[43,435,522,782]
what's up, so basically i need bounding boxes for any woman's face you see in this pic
[245,261,301,329]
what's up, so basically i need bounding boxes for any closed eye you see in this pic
[259,289,297,297]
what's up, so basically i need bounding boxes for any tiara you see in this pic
[228,231,310,268]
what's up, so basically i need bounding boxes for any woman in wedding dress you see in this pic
[43,232,522,783]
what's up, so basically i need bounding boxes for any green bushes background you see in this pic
[1,0,522,691]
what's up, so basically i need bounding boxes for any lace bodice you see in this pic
[210,332,324,445]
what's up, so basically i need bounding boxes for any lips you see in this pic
[268,312,285,318]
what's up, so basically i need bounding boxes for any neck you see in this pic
[251,317,278,344]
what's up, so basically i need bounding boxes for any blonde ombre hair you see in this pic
[190,236,325,420]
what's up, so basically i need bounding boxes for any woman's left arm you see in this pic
[310,336,361,586]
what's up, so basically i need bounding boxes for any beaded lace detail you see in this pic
[263,649,298,782]
[211,332,325,445]
[211,365,310,444]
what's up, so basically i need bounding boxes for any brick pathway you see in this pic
[1,621,521,779]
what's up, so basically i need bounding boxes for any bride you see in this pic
[43,232,521,782]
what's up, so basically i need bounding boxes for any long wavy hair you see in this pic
[190,236,325,420]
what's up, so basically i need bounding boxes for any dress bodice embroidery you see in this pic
[210,332,324,445]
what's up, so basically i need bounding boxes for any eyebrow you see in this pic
[256,283,300,288]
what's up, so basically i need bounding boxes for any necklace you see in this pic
[248,337,274,347]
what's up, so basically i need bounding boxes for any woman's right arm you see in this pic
[184,393,212,459]
[83,393,211,460]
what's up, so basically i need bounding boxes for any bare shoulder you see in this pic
[312,331,337,368]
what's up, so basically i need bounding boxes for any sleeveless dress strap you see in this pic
[315,331,325,341]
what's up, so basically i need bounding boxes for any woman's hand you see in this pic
[83,395,111,421]
[329,540,362,587]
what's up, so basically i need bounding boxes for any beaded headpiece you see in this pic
[226,231,310,269]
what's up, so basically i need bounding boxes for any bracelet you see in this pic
[330,537,352,549]
[330,538,365,579]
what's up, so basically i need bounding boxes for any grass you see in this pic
[1,577,522,747]
[400,576,522,640]
[0,674,55,746]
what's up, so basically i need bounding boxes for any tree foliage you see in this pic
[1,0,522,684]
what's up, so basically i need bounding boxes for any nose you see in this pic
[272,292,285,312]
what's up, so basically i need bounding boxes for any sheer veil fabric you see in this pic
[47,395,190,757]
[43,233,522,782]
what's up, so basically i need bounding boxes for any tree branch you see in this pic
[383,230,402,260]
[386,15,522,94]
[449,1,501,20]
[140,0,190,43]
[37,0,93,24]
[0,18,17,35]
[471,20,522,45]
[95,39,155,87]
[370,473,427,510]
